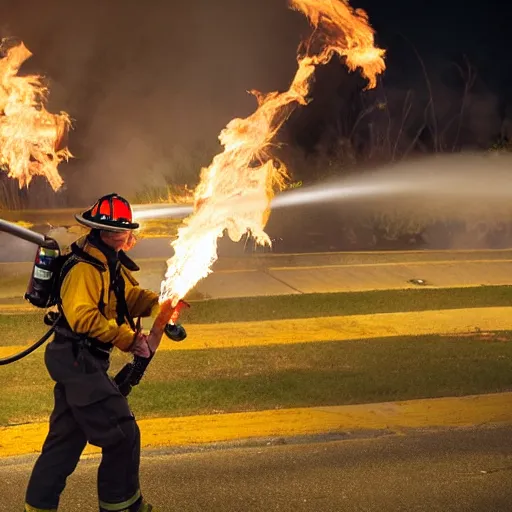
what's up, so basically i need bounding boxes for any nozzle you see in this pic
[164,323,187,342]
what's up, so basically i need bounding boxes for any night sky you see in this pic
[357,0,510,94]
[0,0,510,205]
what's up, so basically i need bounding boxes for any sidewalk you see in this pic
[2,251,512,301]
[1,392,511,459]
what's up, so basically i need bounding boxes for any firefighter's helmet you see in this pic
[75,193,139,232]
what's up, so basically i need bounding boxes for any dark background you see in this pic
[1,0,512,252]
[0,0,509,206]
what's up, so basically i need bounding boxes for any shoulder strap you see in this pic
[57,245,107,320]
[58,243,137,332]
[70,241,106,271]
[111,262,136,331]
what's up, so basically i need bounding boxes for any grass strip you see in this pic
[182,286,512,324]
[2,286,512,347]
[1,332,511,427]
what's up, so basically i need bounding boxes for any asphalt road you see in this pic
[2,425,511,511]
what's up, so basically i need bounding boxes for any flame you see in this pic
[160,0,385,306]
[0,39,72,191]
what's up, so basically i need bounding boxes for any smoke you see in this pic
[2,0,307,205]
[263,151,512,252]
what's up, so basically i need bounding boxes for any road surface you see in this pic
[2,245,512,302]
[1,425,511,511]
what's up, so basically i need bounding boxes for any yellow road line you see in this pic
[209,268,259,274]
[1,392,511,459]
[0,304,39,313]
[1,306,512,358]
[269,259,512,271]
[2,258,512,274]
[266,248,512,256]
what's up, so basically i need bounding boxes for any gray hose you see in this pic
[0,219,56,248]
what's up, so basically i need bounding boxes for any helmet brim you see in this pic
[74,213,139,232]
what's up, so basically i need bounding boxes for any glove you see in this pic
[130,332,151,358]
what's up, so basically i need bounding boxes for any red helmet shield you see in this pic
[76,193,139,232]
[111,197,133,223]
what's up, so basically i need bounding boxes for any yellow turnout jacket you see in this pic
[59,235,159,351]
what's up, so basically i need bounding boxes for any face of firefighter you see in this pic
[100,230,137,252]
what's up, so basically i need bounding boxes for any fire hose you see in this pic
[114,299,189,396]
[0,313,61,365]
[0,219,61,365]
[0,219,55,248]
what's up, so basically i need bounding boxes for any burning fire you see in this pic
[0,39,72,191]
[161,0,386,306]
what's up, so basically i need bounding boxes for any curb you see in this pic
[1,392,511,459]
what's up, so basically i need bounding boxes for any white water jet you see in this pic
[133,152,512,222]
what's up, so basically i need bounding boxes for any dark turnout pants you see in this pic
[25,337,143,511]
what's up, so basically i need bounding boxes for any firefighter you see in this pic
[24,193,160,512]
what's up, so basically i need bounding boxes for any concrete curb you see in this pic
[1,392,511,459]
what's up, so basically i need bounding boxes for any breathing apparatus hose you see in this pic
[0,313,61,366]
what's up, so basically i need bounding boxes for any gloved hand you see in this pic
[130,332,151,358]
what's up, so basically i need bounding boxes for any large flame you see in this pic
[160,0,385,305]
[0,39,72,191]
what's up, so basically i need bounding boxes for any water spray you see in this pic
[132,204,193,221]
[132,153,512,224]
[131,182,410,222]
